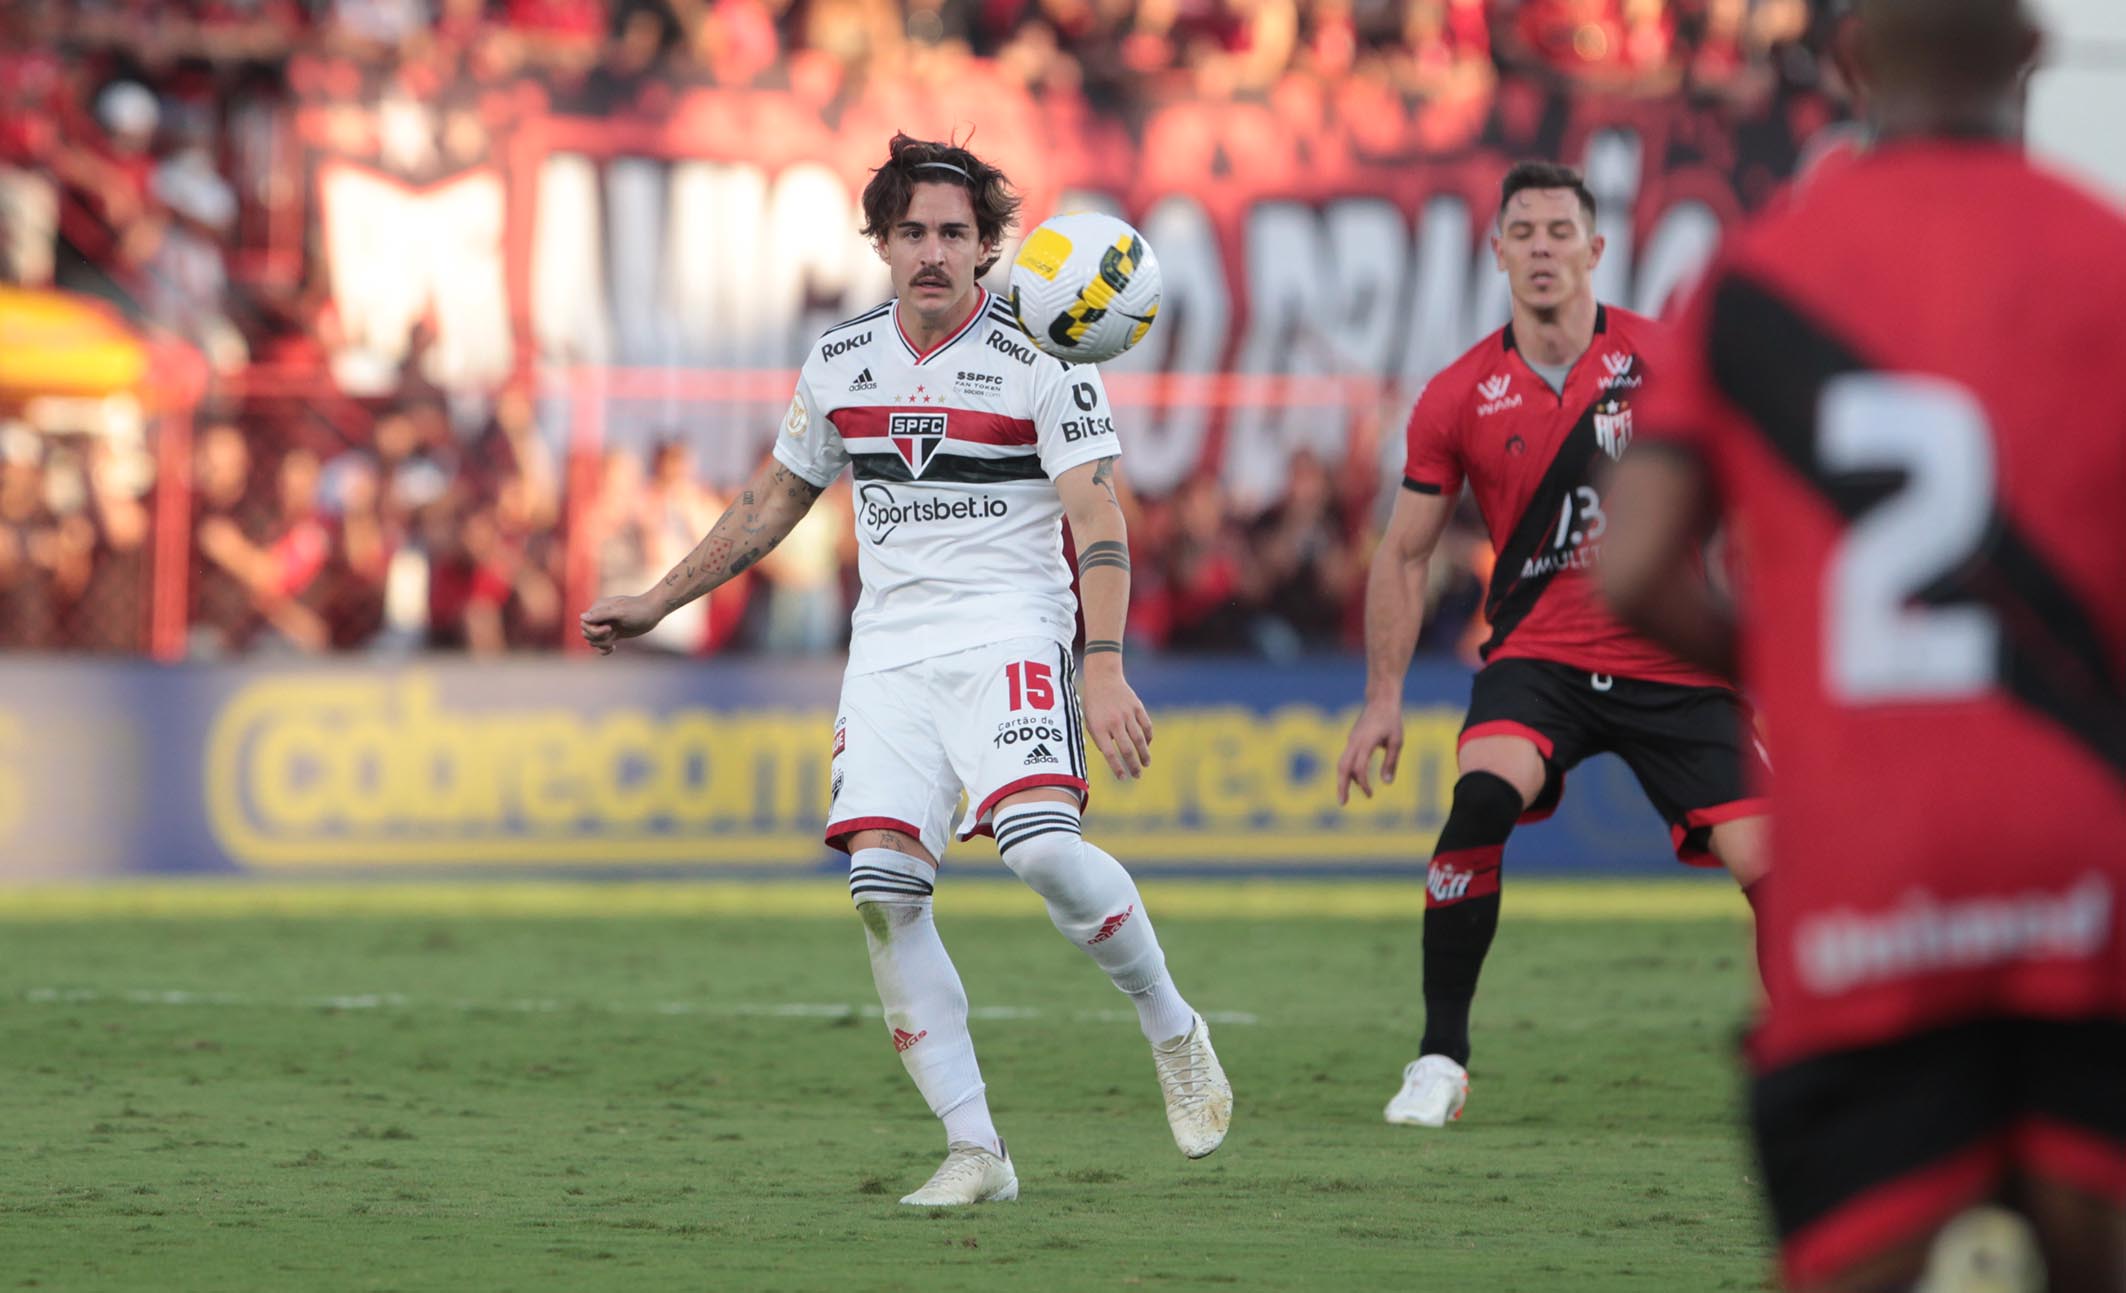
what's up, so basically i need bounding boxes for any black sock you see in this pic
[1418,771,1524,1067]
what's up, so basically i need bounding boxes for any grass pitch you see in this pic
[0,882,1770,1291]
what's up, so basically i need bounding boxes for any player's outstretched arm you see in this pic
[1336,487,1453,805]
[1055,454,1154,780]
[579,456,824,655]
[1598,444,1738,681]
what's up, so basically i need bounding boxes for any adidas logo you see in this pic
[849,367,876,392]
[1023,742,1060,767]
[892,1026,927,1053]
[1088,905,1134,945]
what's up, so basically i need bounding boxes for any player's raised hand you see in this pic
[1336,697,1404,805]
[579,593,664,656]
[1078,667,1154,780]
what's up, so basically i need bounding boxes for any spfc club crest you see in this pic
[889,412,947,475]
[1593,398,1633,460]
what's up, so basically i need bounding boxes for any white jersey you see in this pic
[773,287,1121,675]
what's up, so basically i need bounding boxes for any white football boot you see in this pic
[1384,1054,1469,1127]
[899,1142,1019,1207]
[1153,1013,1233,1158]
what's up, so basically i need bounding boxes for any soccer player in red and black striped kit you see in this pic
[1336,161,1772,1128]
[1603,1,2126,1287]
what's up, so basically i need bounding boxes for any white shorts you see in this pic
[825,636,1091,861]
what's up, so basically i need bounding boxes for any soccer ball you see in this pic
[1006,212,1162,365]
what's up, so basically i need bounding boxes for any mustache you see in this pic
[912,271,950,285]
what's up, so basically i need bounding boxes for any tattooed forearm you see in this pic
[1083,639,1123,656]
[1076,540,1130,575]
[652,461,823,611]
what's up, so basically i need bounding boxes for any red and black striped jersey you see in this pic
[1644,140,2126,1068]
[1403,305,1723,687]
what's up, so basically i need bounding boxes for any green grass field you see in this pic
[0,882,1771,1291]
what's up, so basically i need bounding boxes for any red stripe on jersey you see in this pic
[828,406,1037,447]
[897,287,988,363]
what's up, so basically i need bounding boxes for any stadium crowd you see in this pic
[0,0,1830,657]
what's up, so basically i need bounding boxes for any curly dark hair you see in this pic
[859,132,1023,278]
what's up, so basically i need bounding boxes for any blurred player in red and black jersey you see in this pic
[1336,160,1772,1130]
[1603,0,2126,1287]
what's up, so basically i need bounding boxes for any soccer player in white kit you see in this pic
[579,133,1233,1206]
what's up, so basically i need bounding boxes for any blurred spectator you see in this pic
[422,490,515,652]
[0,423,60,648]
[637,435,734,653]
[698,0,786,86]
[1244,451,1362,656]
[65,436,155,651]
[749,481,849,654]
[1159,474,1254,652]
[333,0,432,47]
[145,120,249,374]
[315,451,393,647]
[0,13,64,287]
[187,419,262,655]
[51,80,161,306]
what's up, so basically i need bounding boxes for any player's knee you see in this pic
[992,802,1092,900]
[1710,816,1770,887]
[1444,771,1524,845]
[848,846,935,928]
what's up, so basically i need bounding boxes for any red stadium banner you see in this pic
[293,64,1843,502]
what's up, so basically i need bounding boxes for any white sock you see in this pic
[992,802,1198,1044]
[848,848,1001,1153]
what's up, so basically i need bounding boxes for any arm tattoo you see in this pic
[1089,456,1120,508]
[1076,539,1130,575]
[1083,640,1123,656]
[658,462,821,601]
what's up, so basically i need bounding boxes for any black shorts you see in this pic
[1459,657,1768,864]
[1753,1017,2126,1287]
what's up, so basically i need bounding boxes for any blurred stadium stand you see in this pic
[0,0,1841,661]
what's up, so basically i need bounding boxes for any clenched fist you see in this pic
[579,593,664,655]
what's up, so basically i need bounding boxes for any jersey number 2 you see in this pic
[1820,373,1999,703]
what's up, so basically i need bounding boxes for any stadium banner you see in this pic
[0,657,1687,881]
[293,67,1841,500]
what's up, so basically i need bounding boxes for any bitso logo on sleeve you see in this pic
[888,412,948,475]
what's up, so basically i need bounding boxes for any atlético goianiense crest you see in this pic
[1593,398,1633,460]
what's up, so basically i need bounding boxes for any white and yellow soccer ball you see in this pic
[1006,212,1161,365]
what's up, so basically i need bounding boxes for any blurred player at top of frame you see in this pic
[579,132,1232,1207]
[1601,1,2126,1288]
[1335,160,1773,1129]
